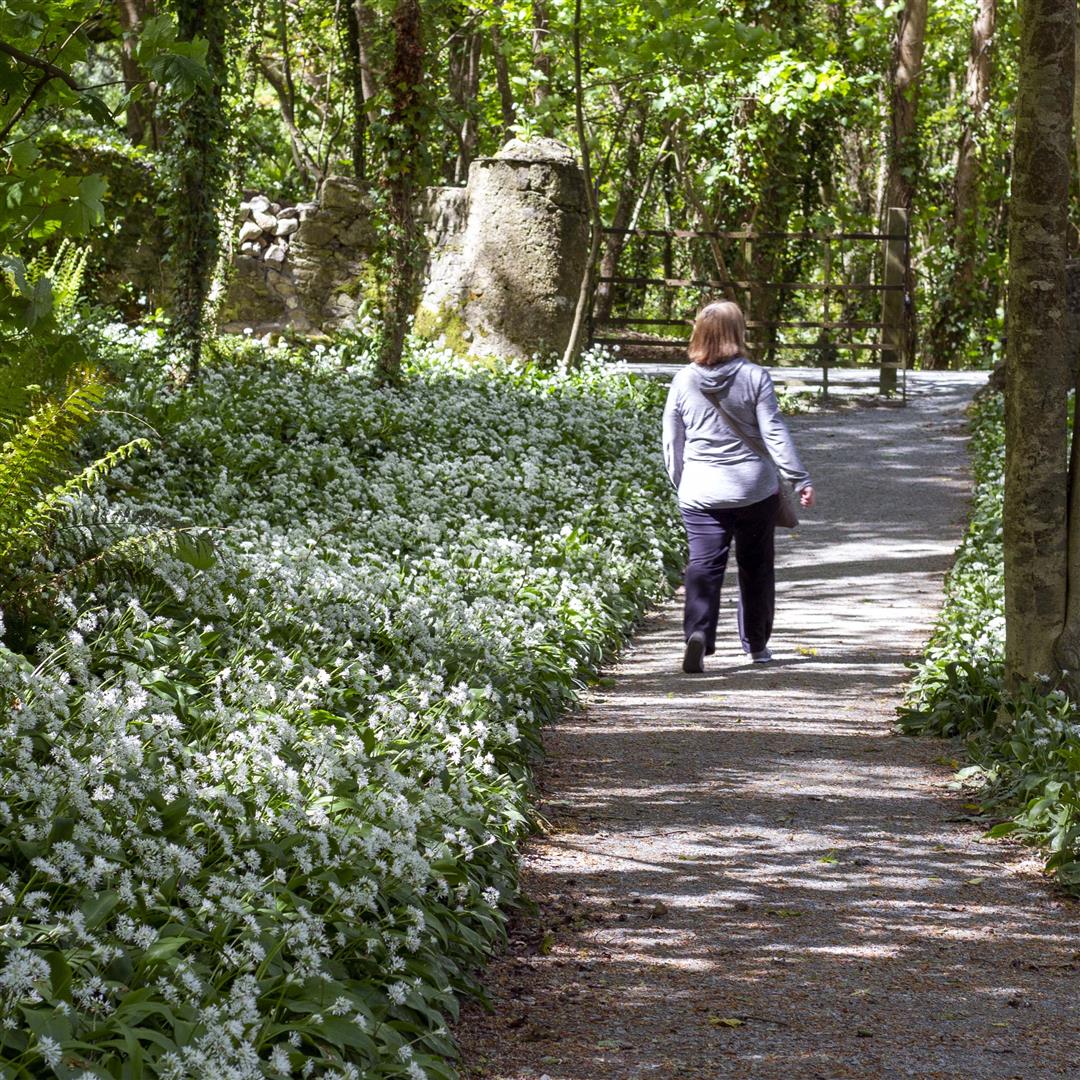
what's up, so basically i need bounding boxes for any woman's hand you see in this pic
[799,485,815,508]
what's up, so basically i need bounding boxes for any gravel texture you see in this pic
[456,373,1080,1080]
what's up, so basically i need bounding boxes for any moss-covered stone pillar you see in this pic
[418,138,589,362]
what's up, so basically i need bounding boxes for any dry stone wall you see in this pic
[220,177,376,335]
[220,139,589,362]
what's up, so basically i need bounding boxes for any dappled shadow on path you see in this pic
[457,378,1080,1080]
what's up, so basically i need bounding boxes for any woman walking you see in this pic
[662,301,815,674]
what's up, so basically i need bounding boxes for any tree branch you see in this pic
[0,40,84,93]
[0,73,52,145]
[561,0,603,368]
[670,130,737,302]
[258,55,323,182]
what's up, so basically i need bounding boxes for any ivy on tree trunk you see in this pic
[170,0,229,381]
[375,0,426,385]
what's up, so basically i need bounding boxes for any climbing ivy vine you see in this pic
[168,0,232,379]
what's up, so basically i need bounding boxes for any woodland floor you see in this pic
[456,371,1080,1080]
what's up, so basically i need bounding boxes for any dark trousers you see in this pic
[680,493,778,655]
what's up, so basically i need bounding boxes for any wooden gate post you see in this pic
[879,206,909,395]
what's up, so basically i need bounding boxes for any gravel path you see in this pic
[457,373,1080,1080]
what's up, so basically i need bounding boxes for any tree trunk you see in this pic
[352,0,379,104]
[171,0,229,380]
[1074,28,1080,179]
[561,0,600,368]
[928,0,996,370]
[259,55,322,184]
[954,0,995,307]
[117,0,157,146]
[661,156,674,320]
[531,0,553,128]
[880,0,926,392]
[490,10,515,143]
[1004,0,1074,692]
[448,14,482,184]
[884,0,927,213]
[593,103,647,324]
[341,0,367,181]
[377,0,426,385]
[1057,47,1080,691]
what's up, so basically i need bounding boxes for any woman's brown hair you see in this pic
[687,301,748,366]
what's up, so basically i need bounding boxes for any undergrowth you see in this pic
[899,391,1080,889]
[0,328,684,1079]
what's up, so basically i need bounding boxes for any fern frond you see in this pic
[17,525,217,605]
[42,240,90,321]
[0,371,109,528]
[0,437,151,563]
[86,524,216,576]
[0,242,92,428]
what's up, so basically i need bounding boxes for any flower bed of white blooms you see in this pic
[0,331,683,1079]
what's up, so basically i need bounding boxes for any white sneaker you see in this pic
[750,648,773,664]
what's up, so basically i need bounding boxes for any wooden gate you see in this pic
[589,207,912,399]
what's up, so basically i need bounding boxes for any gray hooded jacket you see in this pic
[662,358,811,510]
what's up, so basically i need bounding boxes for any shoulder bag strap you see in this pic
[704,378,800,529]
[702,375,772,465]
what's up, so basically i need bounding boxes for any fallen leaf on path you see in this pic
[708,1016,745,1028]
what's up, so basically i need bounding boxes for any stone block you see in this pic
[320,175,367,212]
[293,217,337,249]
[239,220,264,244]
[341,218,375,248]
